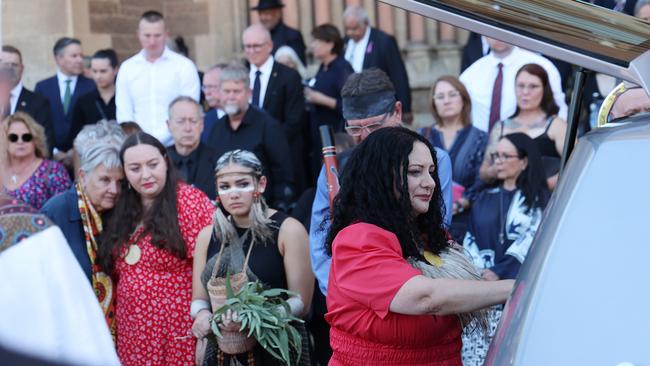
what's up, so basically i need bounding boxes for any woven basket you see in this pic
[216,327,257,355]
[207,271,248,311]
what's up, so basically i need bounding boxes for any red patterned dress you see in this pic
[115,184,214,366]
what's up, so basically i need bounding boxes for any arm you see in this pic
[191,225,213,339]
[309,166,331,296]
[389,275,513,316]
[279,217,315,317]
[463,132,489,203]
[263,120,295,205]
[384,35,412,114]
[282,70,306,142]
[434,148,453,226]
[479,124,502,183]
[115,68,134,123]
[180,59,201,102]
[304,87,337,109]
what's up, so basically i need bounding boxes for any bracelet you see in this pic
[190,299,211,319]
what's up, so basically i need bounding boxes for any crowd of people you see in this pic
[1,0,650,365]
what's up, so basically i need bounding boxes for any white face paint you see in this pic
[217,185,255,196]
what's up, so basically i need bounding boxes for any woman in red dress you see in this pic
[325,127,514,365]
[99,132,214,365]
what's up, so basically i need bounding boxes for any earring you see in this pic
[215,196,221,205]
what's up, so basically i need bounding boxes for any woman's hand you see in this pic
[304,87,337,109]
[191,309,212,339]
[219,309,242,332]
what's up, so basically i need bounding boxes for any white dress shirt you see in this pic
[249,56,274,108]
[116,47,200,145]
[460,47,567,132]
[344,26,371,73]
[56,70,78,102]
[9,82,22,114]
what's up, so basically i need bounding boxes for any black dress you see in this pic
[200,211,310,365]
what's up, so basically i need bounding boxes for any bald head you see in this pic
[243,24,274,67]
[611,87,650,119]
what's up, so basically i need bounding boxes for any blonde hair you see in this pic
[3,112,49,158]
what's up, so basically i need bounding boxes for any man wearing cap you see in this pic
[309,68,453,297]
[251,0,307,65]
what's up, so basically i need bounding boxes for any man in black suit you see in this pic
[166,96,217,200]
[35,38,95,154]
[251,0,307,65]
[0,46,54,151]
[206,64,294,210]
[243,24,306,194]
[342,6,412,122]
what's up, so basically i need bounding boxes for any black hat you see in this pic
[250,0,284,11]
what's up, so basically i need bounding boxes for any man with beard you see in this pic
[205,63,294,210]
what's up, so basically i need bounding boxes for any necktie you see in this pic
[178,157,191,181]
[488,63,504,131]
[252,70,262,107]
[63,79,72,114]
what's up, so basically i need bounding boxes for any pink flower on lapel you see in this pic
[366,41,373,54]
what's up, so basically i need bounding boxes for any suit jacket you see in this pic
[461,32,486,73]
[271,21,307,65]
[351,28,412,113]
[167,143,218,200]
[15,87,54,154]
[206,106,294,206]
[261,61,305,143]
[40,187,91,282]
[34,75,96,151]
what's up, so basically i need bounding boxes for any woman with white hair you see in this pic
[275,45,307,79]
[41,121,126,338]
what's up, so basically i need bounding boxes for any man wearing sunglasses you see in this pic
[309,68,453,297]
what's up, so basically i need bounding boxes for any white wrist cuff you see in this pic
[190,299,210,319]
[287,296,305,317]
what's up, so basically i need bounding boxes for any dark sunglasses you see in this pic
[8,133,33,143]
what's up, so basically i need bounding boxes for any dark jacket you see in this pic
[40,187,91,282]
[261,61,305,143]
[167,143,218,200]
[15,87,54,154]
[271,21,307,65]
[69,89,116,142]
[206,106,294,207]
[34,75,96,151]
[347,28,412,114]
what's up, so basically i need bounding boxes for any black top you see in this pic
[271,21,307,65]
[166,143,218,200]
[205,106,295,206]
[308,55,354,134]
[69,89,116,142]
[16,87,54,154]
[206,211,289,291]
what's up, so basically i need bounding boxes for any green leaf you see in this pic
[279,329,290,364]
[225,272,234,299]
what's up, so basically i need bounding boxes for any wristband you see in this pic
[190,299,210,319]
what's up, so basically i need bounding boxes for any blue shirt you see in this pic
[309,147,453,295]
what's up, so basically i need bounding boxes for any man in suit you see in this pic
[206,64,294,210]
[251,0,307,65]
[35,38,95,155]
[201,63,227,144]
[342,6,412,122]
[1,46,54,151]
[166,96,217,200]
[243,24,306,195]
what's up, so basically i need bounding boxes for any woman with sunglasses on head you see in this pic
[480,63,567,190]
[461,132,549,366]
[191,149,313,365]
[420,76,488,241]
[1,112,71,209]
[98,132,215,366]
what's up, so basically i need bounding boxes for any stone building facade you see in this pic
[2,0,469,123]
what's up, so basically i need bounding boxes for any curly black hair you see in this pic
[98,132,184,274]
[325,127,449,259]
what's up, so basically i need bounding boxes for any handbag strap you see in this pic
[210,229,254,279]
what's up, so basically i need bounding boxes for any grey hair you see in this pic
[168,95,204,120]
[212,149,273,248]
[219,63,250,86]
[274,45,306,79]
[343,5,370,25]
[205,62,228,74]
[635,0,650,16]
[79,141,122,176]
[74,120,126,158]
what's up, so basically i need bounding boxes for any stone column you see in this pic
[376,2,394,35]
[314,0,331,26]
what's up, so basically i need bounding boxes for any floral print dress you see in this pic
[5,159,71,210]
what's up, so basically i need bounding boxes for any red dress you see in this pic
[326,223,462,366]
[115,184,214,366]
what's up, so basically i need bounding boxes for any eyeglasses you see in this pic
[345,111,391,137]
[490,152,519,162]
[433,91,461,101]
[8,133,33,143]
